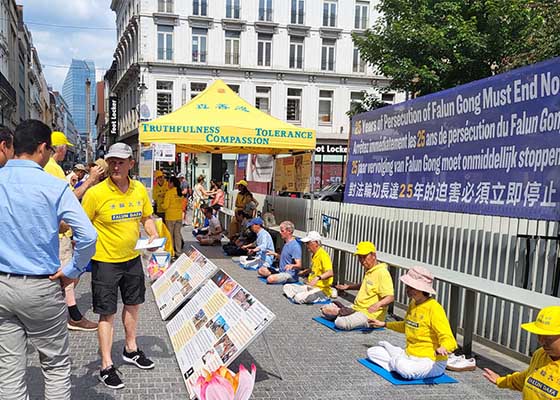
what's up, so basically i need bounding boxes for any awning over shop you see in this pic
[139,79,316,155]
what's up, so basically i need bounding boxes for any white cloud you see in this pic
[19,0,116,90]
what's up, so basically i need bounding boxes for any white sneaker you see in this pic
[446,354,476,371]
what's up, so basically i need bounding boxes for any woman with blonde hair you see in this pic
[368,266,457,379]
[192,175,209,228]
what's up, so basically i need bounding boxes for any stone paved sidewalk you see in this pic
[26,232,525,399]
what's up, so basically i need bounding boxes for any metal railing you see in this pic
[266,195,559,359]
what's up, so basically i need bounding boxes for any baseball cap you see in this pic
[247,217,264,227]
[154,170,164,178]
[177,173,185,178]
[355,241,376,255]
[51,131,73,147]
[104,142,133,159]
[94,158,109,175]
[236,180,248,187]
[521,306,560,335]
[301,230,322,243]
[73,163,87,172]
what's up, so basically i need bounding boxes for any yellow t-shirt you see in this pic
[163,188,183,221]
[309,246,333,296]
[44,157,66,180]
[352,262,394,320]
[153,180,167,210]
[497,348,560,400]
[82,177,153,263]
[234,192,253,211]
[386,297,457,361]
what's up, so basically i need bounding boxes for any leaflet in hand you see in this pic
[135,237,167,250]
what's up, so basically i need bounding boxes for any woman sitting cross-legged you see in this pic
[367,266,457,380]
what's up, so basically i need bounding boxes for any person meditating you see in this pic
[367,266,457,380]
[483,305,560,399]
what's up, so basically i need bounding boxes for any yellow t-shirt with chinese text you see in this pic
[497,348,560,400]
[309,246,333,296]
[352,262,394,320]
[386,297,457,361]
[163,188,183,221]
[82,177,153,263]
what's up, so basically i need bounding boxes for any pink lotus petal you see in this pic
[204,375,235,400]
[233,364,256,400]
[193,375,208,400]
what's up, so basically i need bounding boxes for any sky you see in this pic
[20,0,116,91]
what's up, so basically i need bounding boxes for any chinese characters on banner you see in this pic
[345,58,560,220]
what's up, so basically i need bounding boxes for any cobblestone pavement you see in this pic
[26,232,525,399]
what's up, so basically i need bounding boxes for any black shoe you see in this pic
[99,365,124,389]
[122,347,155,369]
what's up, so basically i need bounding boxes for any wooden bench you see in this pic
[269,226,557,356]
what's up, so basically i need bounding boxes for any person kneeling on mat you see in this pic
[320,241,394,330]
[283,231,333,304]
[367,266,457,379]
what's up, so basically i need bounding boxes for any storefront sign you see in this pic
[109,96,118,136]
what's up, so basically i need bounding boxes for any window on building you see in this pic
[322,0,337,27]
[191,82,206,99]
[157,25,173,61]
[193,0,207,16]
[226,0,240,19]
[158,0,173,13]
[258,0,273,21]
[350,91,364,109]
[354,1,368,29]
[321,39,335,71]
[255,86,271,114]
[225,31,240,65]
[156,81,173,116]
[382,93,396,103]
[318,90,333,124]
[290,0,305,24]
[286,88,302,123]
[352,47,366,73]
[289,36,304,69]
[257,33,272,67]
[227,84,240,93]
[192,28,207,63]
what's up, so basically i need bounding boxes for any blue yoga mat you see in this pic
[258,276,303,285]
[357,358,458,385]
[312,317,383,332]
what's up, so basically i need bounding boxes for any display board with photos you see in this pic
[166,269,276,399]
[151,247,218,320]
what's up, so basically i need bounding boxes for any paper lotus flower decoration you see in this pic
[194,364,256,400]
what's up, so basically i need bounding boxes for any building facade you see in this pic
[61,59,97,160]
[49,90,82,166]
[0,2,56,130]
[108,0,404,186]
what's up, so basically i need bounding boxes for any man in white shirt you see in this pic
[196,206,223,245]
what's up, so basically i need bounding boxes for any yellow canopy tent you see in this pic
[139,79,316,154]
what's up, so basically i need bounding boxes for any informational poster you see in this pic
[139,145,154,194]
[274,153,312,192]
[167,269,276,399]
[151,247,218,320]
[154,143,176,162]
[246,154,274,182]
[345,57,560,220]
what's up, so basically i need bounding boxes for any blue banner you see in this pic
[237,154,248,170]
[345,58,560,221]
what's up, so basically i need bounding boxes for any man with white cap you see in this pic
[283,231,334,304]
[82,142,160,389]
[483,305,560,399]
[320,241,394,330]
[367,266,457,379]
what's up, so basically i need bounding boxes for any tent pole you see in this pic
[309,150,315,230]
[270,155,276,214]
